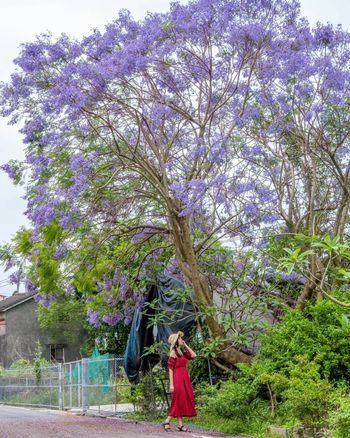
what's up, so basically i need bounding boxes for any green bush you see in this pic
[198,378,258,419]
[196,301,350,434]
[329,392,350,438]
[9,359,31,369]
[257,300,350,383]
[196,380,271,436]
[279,357,333,427]
[128,368,166,413]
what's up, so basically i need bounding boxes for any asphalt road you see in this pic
[0,405,241,438]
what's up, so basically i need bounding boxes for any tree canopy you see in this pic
[1,0,350,365]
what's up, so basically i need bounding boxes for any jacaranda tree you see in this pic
[2,0,350,365]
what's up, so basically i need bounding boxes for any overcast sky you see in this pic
[0,0,349,296]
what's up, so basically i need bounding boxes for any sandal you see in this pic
[177,425,189,432]
[163,422,171,432]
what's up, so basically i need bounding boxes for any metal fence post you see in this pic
[69,362,72,408]
[81,358,89,413]
[58,363,64,410]
[78,361,81,408]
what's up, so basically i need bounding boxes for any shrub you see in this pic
[128,368,166,413]
[257,300,350,383]
[329,392,350,438]
[198,378,258,419]
[196,301,350,432]
[196,381,271,435]
[279,357,333,427]
[9,359,31,369]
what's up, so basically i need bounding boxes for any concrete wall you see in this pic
[0,299,86,368]
[0,318,6,367]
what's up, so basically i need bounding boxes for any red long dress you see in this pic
[168,350,197,417]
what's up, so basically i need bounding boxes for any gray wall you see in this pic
[0,299,86,368]
[0,326,6,367]
[3,299,50,368]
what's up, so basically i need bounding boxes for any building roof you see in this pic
[0,292,36,312]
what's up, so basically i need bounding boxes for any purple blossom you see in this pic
[20,118,45,143]
[1,0,349,309]
[136,266,148,280]
[189,178,207,193]
[243,202,257,216]
[304,111,313,122]
[133,293,145,309]
[1,163,18,181]
[234,261,245,272]
[119,275,128,300]
[34,293,56,308]
[25,278,37,293]
[124,316,132,326]
[162,162,173,170]
[264,166,281,178]
[257,186,275,203]
[261,214,279,223]
[216,192,225,204]
[241,145,262,158]
[9,271,21,285]
[66,284,75,295]
[210,144,227,164]
[54,244,68,259]
[281,271,306,284]
[105,278,113,292]
[212,174,227,187]
[102,312,123,326]
[191,146,206,159]
[315,24,335,47]
[103,293,117,304]
[235,182,255,194]
[4,258,17,271]
[87,308,101,327]
[169,181,186,199]
[337,147,349,155]
[256,239,267,250]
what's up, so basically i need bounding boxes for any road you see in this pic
[0,405,241,438]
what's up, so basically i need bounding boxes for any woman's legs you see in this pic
[163,415,172,431]
[177,416,188,431]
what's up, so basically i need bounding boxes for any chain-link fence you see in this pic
[0,363,61,409]
[0,357,135,415]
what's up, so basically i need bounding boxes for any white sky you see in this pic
[0,0,349,296]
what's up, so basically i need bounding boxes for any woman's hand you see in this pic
[169,384,174,393]
[182,341,190,351]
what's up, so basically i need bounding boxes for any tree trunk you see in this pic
[168,212,250,365]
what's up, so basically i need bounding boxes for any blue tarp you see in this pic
[123,273,195,383]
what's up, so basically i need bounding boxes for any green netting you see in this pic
[69,347,110,393]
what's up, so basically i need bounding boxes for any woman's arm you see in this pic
[183,342,197,358]
[169,369,174,392]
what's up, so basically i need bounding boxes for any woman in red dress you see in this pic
[162,331,197,432]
